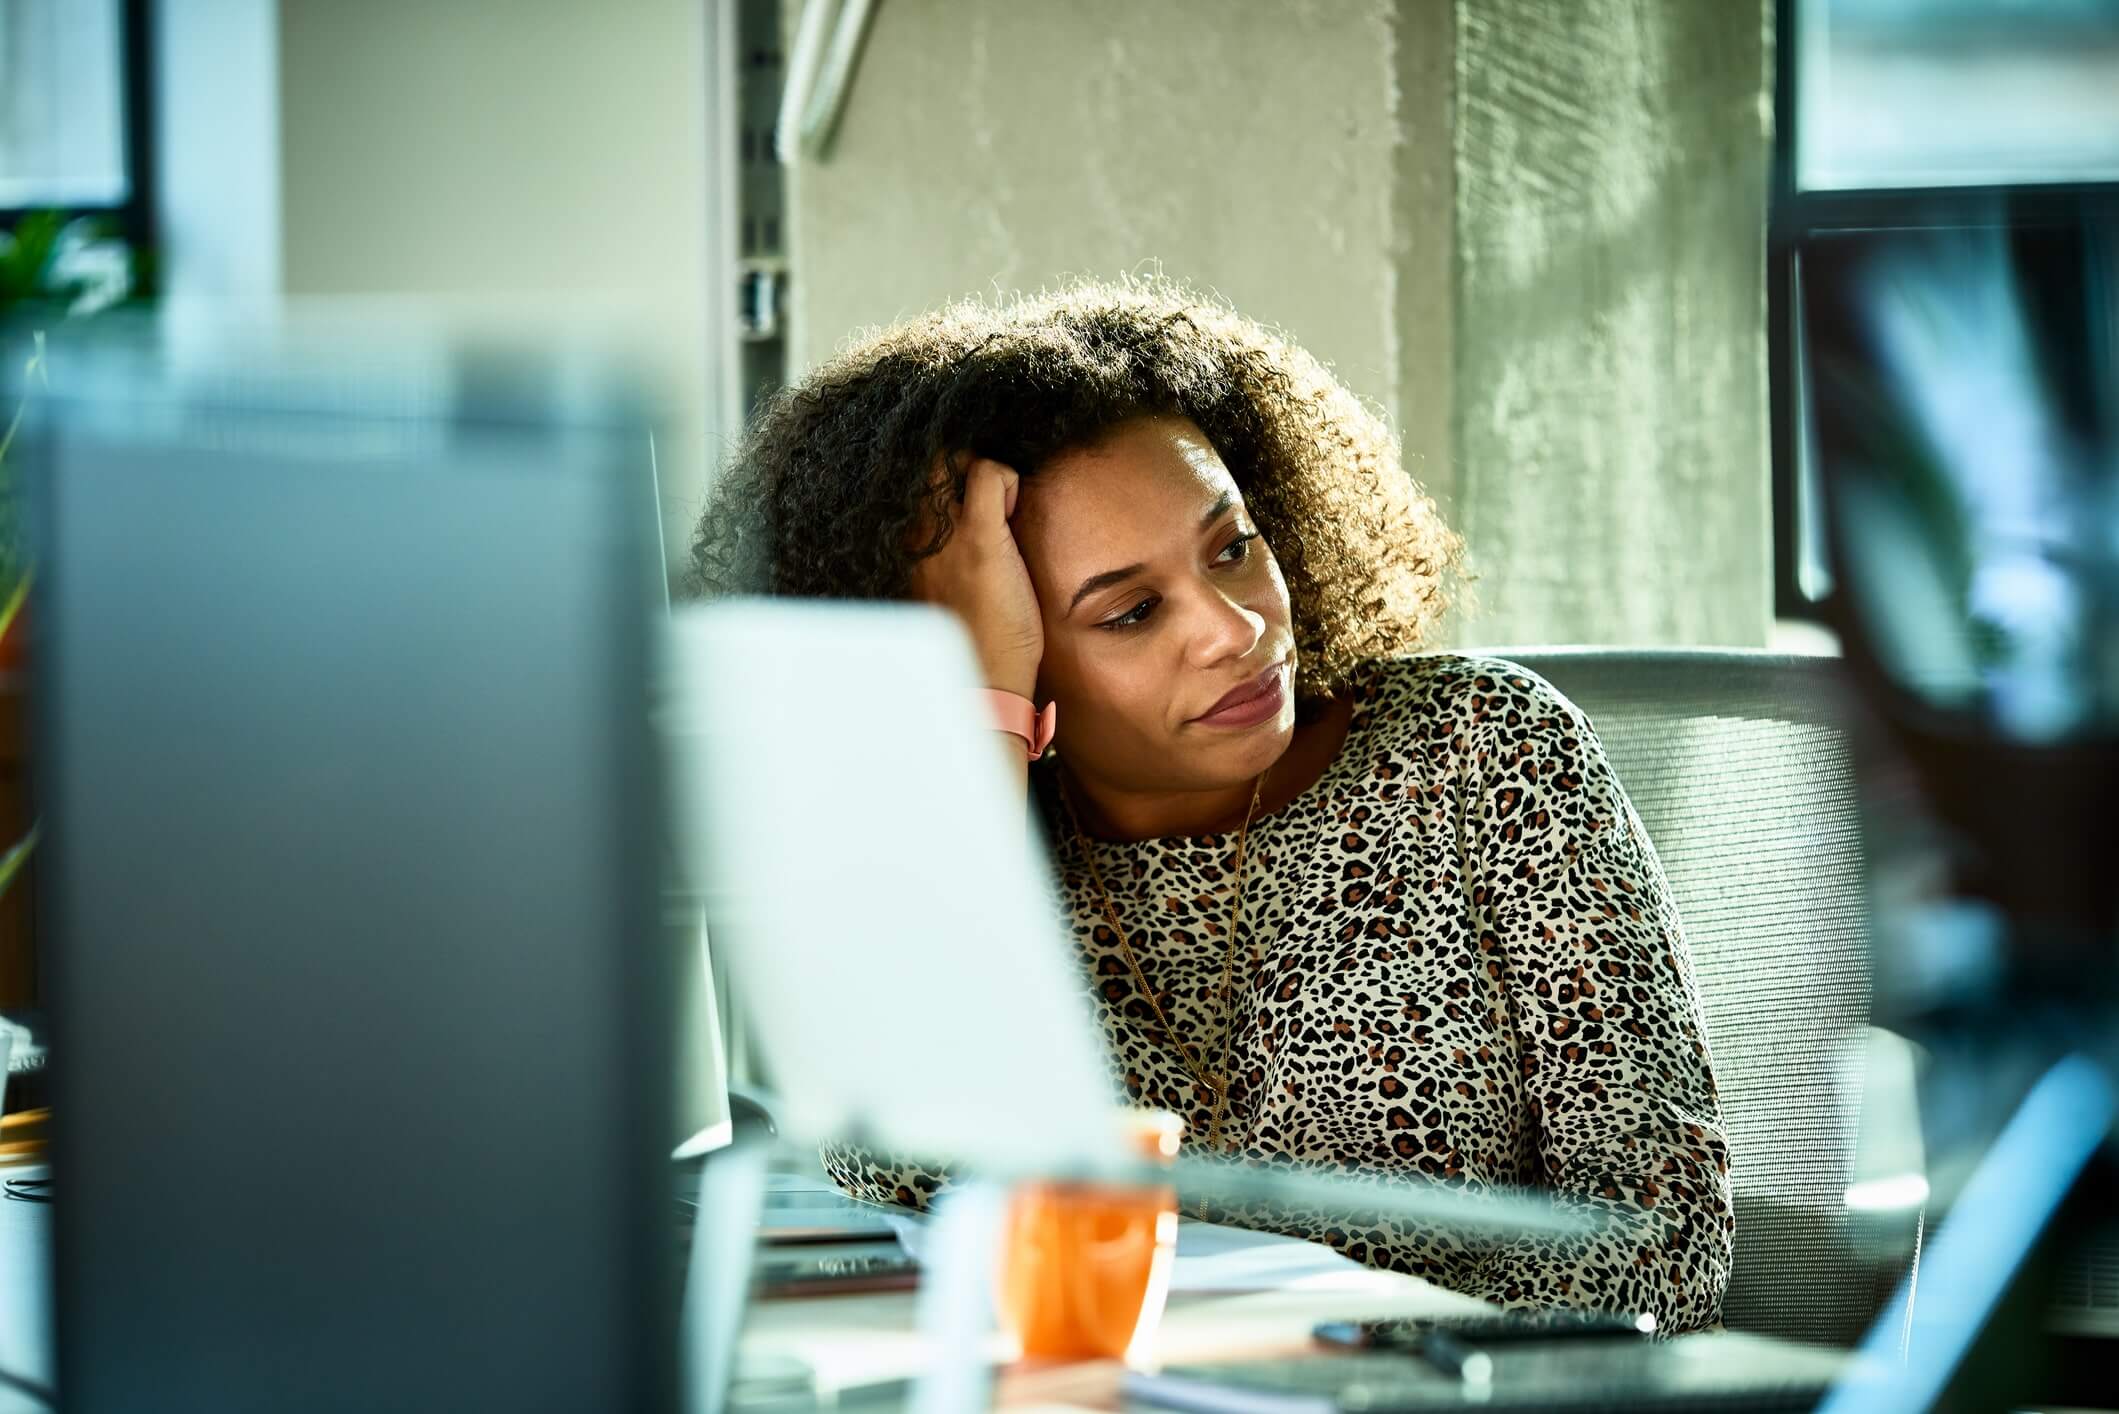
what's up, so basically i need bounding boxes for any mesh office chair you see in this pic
[1492,648,1905,1347]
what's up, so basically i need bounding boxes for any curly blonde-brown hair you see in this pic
[689,277,1459,703]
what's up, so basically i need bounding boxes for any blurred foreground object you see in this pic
[1806,222,2118,960]
[1798,210,2119,1407]
[16,317,673,1411]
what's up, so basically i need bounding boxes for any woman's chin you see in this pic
[1198,712,1297,781]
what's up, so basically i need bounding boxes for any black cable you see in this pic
[0,1364,56,1409]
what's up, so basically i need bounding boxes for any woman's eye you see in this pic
[1217,531,1261,565]
[1100,597,1158,630]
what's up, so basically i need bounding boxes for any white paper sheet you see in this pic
[1168,1219,1370,1293]
[882,1209,1366,1295]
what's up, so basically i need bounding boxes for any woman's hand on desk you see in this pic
[907,455,1044,698]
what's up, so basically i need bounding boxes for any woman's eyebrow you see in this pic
[1067,494,1243,616]
[1068,563,1144,615]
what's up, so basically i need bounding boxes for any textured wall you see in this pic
[788,0,1404,418]
[785,0,1772,647]
[1450,0,1772,646]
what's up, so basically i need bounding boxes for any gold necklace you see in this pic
[1060,770,1268,1215]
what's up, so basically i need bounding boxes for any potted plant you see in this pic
[0,211,145,1009]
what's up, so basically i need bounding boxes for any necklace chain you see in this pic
[1061,770,1268,1216]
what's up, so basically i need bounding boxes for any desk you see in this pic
[0,1160,1479,1414]
[740,1228,1485,1411]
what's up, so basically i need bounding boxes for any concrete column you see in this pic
[1449,0,1772,646]
[1393,0,1458,522]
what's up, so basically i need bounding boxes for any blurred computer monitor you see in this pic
[1793,207,2119,1411]
[1800,219,2117,746]
[1798,218,2119,946]
[21,320,675,1411]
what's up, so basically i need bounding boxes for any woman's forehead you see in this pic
[1014,420,1244,573]
[1030,418,1238,515]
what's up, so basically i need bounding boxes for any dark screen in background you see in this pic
[1799,220,2119,744]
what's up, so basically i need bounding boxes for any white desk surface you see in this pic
[741,1164,1489,1409]
[741,1235,1484,1411]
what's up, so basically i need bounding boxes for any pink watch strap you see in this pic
[981,689,1057,760]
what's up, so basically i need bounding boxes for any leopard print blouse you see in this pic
[823,653,1733,1333]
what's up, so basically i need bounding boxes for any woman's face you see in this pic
[1012,415,1298,796]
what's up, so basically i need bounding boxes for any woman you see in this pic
[691,280,1733,1332]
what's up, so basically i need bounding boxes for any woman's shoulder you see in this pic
[1354,651,1589,739]
[1341,653,1605,805]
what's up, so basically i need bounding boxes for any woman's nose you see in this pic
[1185,583,1266,669]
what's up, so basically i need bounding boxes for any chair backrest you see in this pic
[1492,648,1883,1346]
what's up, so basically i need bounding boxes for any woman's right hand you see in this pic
[907,456,1045,698]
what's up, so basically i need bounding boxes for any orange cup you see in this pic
[995,1109,1183,1366]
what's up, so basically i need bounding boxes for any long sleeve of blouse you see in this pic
[1448,663,1732,1329]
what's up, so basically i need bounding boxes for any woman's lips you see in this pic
[1191,661,1288,728]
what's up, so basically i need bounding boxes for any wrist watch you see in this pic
[981,689,1057,761]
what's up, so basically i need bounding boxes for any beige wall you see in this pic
[785,0,1774,649]
[276,0,718,575]
[274,0,727,1142]
[787,0,1406,420]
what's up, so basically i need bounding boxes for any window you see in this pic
[0,0,152,246]
[1770,0,2119,622]
[1794,0,2119,192]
